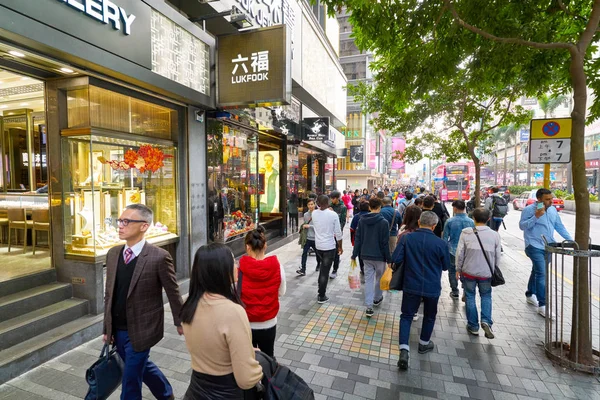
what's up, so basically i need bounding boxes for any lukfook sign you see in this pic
[57,0,137,35]
[218,25,291,107]
[231,51,269,84]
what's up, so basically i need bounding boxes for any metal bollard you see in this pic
[544,237,600,374]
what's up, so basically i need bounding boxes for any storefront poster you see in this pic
[258,151,280,212]
[350,145,364,163]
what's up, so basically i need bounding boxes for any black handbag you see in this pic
[85,344,124,400]
[389,261,404,291]
[255,350,315,400]
[472,228,505,287]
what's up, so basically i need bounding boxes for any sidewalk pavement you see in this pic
[2,229,600,400]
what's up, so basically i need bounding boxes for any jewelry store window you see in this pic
[207,120,258,243]
[0,71,51,282]
[61,86,179,258]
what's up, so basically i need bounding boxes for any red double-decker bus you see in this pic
[442,163,470,200]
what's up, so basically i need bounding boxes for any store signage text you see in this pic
[57,0,137,35]
[231,51,269,84]
[235,0,282,28]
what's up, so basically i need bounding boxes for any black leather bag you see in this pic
[255,351,314,400]
[389,261,404,291]
[85,344,124,400]
[472,228,505,287]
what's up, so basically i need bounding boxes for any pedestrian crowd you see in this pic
[100,184,573,399]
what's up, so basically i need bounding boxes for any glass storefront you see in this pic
[0,71,51,280]
[60,86,179,258]
[207,119,259,243]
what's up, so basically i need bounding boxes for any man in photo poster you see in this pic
[260,152,280,213]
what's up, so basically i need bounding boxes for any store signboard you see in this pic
[1,0,152,67]
[586,159,600,168]
[303,117,329,141]
[218,25,291,107]
[350,145,364,163]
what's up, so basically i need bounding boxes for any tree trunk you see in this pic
[494,143,499,185]
[568,50,593,365]
[514,134,518,185]
[473,157,481,206]
[503,146,508,185]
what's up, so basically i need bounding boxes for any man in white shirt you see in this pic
[311,195,343,304]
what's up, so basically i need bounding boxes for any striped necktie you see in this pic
[124,248,134,264]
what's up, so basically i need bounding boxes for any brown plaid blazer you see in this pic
[103,242,183,352]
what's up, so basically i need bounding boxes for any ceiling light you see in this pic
[0,105,7,109]
[21,77,29,81]
[60,67,74,73]
[20,102,29,106]
[8,50,25,58]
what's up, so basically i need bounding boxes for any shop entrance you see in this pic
[0,70,51,282]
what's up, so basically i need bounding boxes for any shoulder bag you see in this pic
[85,344,124,400]
[472,228,505,287]
[298,217,311,246]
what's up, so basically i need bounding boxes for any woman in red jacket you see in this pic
[239,226,287,357]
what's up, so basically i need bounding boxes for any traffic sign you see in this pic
[530,118,572,139]
[529,118,572,164]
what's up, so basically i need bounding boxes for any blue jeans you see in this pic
[316,249,336,297]
[363,259,385,307]
[448,254,459,294]
[525,245,549,307]
[301,239,321,271]
[114,330,173,400]
[399,292,439,351]
[463,278,492,330]
[488,217,502,231]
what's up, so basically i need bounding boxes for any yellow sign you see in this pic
[530,118,572,140]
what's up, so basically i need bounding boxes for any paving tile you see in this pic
[353,382,377,400]
[331,377,355,394]
[357,365,379,379]
[311,373,335,389]
[443,382,470,397]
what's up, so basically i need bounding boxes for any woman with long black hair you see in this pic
[180,243,263,399]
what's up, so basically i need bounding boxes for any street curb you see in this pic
[560,209,600,220]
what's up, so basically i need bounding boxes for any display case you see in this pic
[61,130,178,257]
[0,193,49,210]
[207,120,258,243]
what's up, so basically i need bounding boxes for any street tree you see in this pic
[322,0,600,366]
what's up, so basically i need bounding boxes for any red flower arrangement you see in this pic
[98,145,172,173]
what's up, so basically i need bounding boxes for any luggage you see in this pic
[255,351,315,400]
[84,344,124,400]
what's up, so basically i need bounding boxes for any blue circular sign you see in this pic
[542,121,560,136]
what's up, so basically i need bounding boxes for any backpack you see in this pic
[398,199,414,219]
[255,351,315,400]
[491,196,509,218]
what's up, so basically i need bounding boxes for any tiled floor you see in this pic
[2,227,600,400]
[0,246,51,282]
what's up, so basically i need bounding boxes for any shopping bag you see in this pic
[348,259,361,290]
[380,265,393,291]
[84,344,124,400]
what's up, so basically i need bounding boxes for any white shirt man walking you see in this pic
[311,195,343,304]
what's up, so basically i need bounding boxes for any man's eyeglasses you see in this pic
[117,219,148,226]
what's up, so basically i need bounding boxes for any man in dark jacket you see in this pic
[329,191,347,279]
[423,195,448,238]
[391,211,450,370]
[351,197,392,318]
[350,201,370,275]
[380,197,402,254]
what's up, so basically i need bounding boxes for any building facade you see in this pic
[0,0,346,381]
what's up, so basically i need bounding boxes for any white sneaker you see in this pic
[537,306,547,317]
[413,314,419,321]
[526,295,538,306]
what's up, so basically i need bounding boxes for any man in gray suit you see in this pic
[103,204,183,400]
